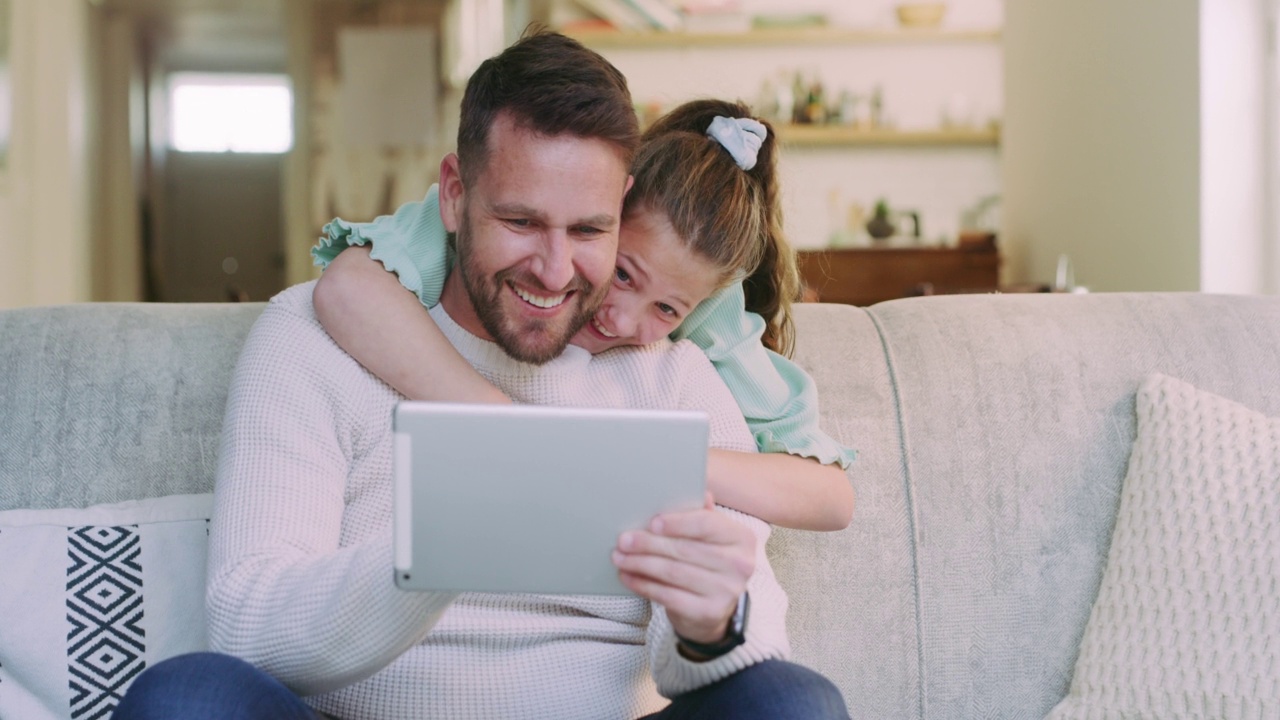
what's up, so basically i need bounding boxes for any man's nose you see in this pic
[531,230,575,292]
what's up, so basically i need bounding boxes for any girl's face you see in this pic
[571,207,722,354]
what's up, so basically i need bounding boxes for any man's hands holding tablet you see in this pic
[612,492,755,658]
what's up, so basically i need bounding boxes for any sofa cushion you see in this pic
[1047,373,1280,719]
[0,494,213,720]
[867,292,1280,718]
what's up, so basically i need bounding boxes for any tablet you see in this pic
[393,402,708,595]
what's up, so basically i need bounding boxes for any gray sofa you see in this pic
[2,291,1278,718]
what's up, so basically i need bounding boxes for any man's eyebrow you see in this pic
[486,203,618,229]
[576,213,619,228]
[488,202,544,219]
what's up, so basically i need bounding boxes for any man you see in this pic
[115,30,847,719]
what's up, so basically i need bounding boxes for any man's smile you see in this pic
[511,283,570,309]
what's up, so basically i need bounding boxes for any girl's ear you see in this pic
[618,174,634,217]
[438,153,464,233]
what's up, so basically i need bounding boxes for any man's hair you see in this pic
[456,27,640,189]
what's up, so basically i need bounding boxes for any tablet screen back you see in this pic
[393,402,708,595]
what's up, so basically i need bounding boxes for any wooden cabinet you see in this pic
[798,239,1000,306]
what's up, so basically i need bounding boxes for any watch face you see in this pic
[731,590,750,637]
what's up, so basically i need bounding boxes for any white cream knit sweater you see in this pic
[207,282,790,720]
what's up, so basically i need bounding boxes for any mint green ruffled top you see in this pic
[313,186,856,469]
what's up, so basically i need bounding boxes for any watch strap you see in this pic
[676,591,750,659]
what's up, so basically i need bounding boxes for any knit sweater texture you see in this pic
[207,281,790,720]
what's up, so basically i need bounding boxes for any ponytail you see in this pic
[737,115,799,357]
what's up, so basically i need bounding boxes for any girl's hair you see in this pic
[625,99,801,357]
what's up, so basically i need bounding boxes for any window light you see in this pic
[168,73,293,153]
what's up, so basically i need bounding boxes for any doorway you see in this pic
[156,72,292,302]
[160,150,284,302]
[127,0,292,302]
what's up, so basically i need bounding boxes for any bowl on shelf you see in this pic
[896,2,947,28]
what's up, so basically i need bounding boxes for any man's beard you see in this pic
[456,209,606,365]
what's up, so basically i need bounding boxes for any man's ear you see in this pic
[438,153,464,233]
[623,174,635,198]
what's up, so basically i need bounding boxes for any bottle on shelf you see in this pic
[835,90,858,127]
[805,78,827,124]
[790,71,808,124]
[756,77,779,123]
[772,70,794,125]
[869,85,884,128]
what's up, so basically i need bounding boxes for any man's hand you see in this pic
[611,492,756,645]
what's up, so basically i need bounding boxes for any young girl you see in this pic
[312,99,857,531]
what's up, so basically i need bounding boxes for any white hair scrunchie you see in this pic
[705,115,767,171]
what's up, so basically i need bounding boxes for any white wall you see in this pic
[1200,0,1271,294]
[1002,0,1202,292]
[93,12,145,302]
[0,0,99,309]
[1004,0,1278,294]
[284,0,318,287]
[1266,0,1280,294]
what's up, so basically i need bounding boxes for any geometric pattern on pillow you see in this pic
[0,494,213,720]
[1046,373,1280,720]
[66,525,146,720]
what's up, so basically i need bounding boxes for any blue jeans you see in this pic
[114,652,849,720]
[113,653,323,720]
[640,659,850,719]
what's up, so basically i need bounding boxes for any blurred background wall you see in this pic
[0,0,1275,308]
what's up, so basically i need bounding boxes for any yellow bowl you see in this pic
[896,2,946,28]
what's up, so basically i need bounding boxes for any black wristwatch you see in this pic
[676,592,750,659]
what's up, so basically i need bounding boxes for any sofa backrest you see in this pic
[786,292,1280,719]
[0,302,264,511]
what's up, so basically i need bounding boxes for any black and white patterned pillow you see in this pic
[0,494,212,720]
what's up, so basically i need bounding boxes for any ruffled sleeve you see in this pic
[311,184,453,309]
[671,283,857,469]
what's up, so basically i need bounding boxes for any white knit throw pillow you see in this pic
[1047,373,1280,719]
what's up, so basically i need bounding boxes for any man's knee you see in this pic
[750,661,848,718]
[685,660,849,720]
[114,652,313,720]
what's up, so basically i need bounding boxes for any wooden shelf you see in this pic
[566,26,1002,49]
[778,125,1000,147]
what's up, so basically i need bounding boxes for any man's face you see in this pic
[439,113,631,364]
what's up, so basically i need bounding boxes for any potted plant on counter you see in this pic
[866,199,896,241]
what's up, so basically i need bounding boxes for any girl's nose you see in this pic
[602,302,638,339]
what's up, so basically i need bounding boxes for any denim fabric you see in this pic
[112,654,844,720]
[112,653,323,720]
[641,660,850,720]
